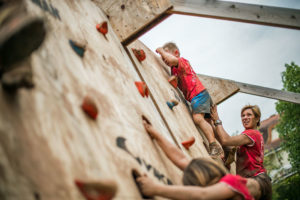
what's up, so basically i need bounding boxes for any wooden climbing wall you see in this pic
[0,0,227,200]
[128,41,209,158]
[0,0,182,199]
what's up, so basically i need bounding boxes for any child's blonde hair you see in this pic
[163,42,180,56]
[182,158,227,186]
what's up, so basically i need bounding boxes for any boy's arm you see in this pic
[156,47,179,67]
[137,175,237,200]
[143,121,190,170]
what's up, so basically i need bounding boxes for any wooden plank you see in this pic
[236,82,300,104]
[128,40,210,159]
[0,0,182,199]
[93,0,173,45]
[197,74,239,105]
[197,74,300,104]
[169,0,300,30]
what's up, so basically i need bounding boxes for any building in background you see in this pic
[260,114,295,183]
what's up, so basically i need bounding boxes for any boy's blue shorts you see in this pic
[191,90,213,117]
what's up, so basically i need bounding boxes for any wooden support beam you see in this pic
[198,74,300,104]
[169,0,300,30]
[236,82,300,104]
[197,74,239,104]
[94,0,172,45]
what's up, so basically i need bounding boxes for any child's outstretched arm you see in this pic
[143,120,190,170]
[137,174,237,200]
[156,47,179,67]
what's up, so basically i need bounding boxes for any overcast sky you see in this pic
[140,0,300,135]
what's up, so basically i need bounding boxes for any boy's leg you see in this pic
[193,113,223,158]
[193,113,215,143]
[191,90,223,158]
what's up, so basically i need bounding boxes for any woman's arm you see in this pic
[143,121,190,170]
[211,105,252,147]
[137,175,238,200]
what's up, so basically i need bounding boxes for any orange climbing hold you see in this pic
[132,48,146,62]
[181,137,195,150]
[96,21,108,35]
[168,75,178,88]
[75,179,117,200]
[135,81,149,97]
[81,96,98,120]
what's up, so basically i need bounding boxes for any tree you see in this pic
[272,173,300,200]
[275,62,300,172]
[272,62,300,200]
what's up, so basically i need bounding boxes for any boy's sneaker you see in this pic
[209,142,224,158]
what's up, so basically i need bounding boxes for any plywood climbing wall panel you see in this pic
[93,0,172,44]
[128,41,210,159]
[0,0,182,199]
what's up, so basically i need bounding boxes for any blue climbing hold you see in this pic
[69,40,85,57]
[167,100,178,110]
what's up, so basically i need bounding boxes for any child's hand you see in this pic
[143,120,157,139]
[210,105,220,121]
[136,174,159,197]
[156,47,163,54]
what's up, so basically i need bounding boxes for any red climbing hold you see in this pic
[75,179,117,200]
[181,137,195,150]
[168,75,178,88]
[135,81,149,97]
[132,48,146,62]
[96,21,108,35]
[81,96,98,120]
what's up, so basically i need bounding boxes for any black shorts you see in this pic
[252,173,272,200]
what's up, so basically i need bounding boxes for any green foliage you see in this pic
[275,62,300,172]
[272,173,300,200]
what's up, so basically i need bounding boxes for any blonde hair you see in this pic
[182,158,227,186]
[163,42,180,56]
[241,105,261,126]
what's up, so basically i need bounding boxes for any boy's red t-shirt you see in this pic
[220,174,254,200]
[236,129,266,178]
[171,57,205,101]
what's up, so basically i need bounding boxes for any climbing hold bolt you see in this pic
[74,179,117,200]
[132,48,146,62]
[96,21,108,36]
[81,96,98,120]
[181,137,195,150]
[168,75,178,88]
[69,40,85,57]
[135,81,149,97]
[166,100,178,110]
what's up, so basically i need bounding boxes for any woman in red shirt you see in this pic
[210,105,272,199]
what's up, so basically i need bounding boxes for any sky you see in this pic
[140,0,300,135]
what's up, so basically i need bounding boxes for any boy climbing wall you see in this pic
[156,42,223,158]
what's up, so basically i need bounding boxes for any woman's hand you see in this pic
[210,104,220,122]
